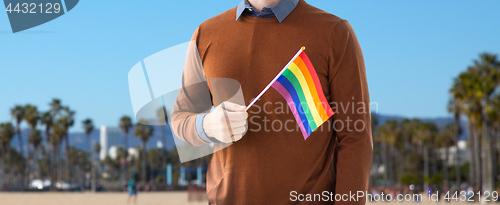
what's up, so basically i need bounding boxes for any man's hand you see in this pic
[202,101,248,143]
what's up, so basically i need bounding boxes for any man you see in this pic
[171,0,372,204]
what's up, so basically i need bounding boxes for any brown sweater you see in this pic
[171,0,372,204]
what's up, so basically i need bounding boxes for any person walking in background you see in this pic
[127,171,138,204]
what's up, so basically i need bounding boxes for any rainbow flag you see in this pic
[246,47,334,140]
[270,47,334,139]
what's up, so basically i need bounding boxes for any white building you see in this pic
[100,126,124,160]
[436,140,469,165]
[100,126,141,161]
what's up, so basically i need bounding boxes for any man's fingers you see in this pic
[206,101,248,143]
[229,120,246,128]
[233,134,243,142]
[222,101,246,112]
[217,132,232,144]
[226,111,248,121]
[232,126,247,135]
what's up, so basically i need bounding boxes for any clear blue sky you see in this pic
[1,0,499,132]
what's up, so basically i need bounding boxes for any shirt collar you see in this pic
[236,0,299,23]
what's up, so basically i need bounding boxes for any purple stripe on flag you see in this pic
[272,81,309,140]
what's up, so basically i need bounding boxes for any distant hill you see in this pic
[8,113,467,156]
[9,125,177,157]
[371,113,467,140]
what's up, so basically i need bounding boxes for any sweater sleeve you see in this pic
[328,20,373,205]
[170,27,215,147]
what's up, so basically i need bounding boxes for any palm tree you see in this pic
[401,119,438,191]
[49,99,62,117]
[448,97,463,190]
[157,107,168,151]
[48,99,64,185]
[28,129,42,179]
[82,118,95,191]
[0,122,16,189]
[375,120,401,184]
[10,105,26,189]
[50,120,66,183]
[82,119,95,157]
[490,95,500,167]
[40,112,53,143]
[56,106,75,182]
[157,108,168,185]
[94,143,101,158]
[37,145,48,179]
[370,114,381,184]
[400,119,418,171]
[92,142,101,192]
[450,68,483,189]
[46,99,78,183]
[449,53,500,191]
[40,111,54,188]
[134,120,154,182]
[24,105,39,131]
[61,106,75,155]
[24,104,39,180]
[473,53,500,193]
[436,123,456,189]
[119,116,133,178]
[50,107,74,183]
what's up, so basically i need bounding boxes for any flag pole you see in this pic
[245,46,305,111]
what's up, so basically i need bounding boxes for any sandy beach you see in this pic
[0,192,481,205]
[0,192,207,205]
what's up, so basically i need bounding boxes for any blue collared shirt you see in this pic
[195,0,300,144]
[236,0,299,23]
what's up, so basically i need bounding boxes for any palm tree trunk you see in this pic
[27,151,32,183]
[57,142,62,182]
[33,147,38,179]
[87,134,92,189]
[0,146,4,190]
[386,145,393,183]
[142,140,147,183]
[161,125,167,185]
[455,143,461,190]
[481,114,494,193]
[8,147,13,188]
[491,128,497,191]
[87,135,91,158]
[65,135,70,183]
[423,144,429,192]
[473,123,481,190]
[91,159,96,192]
[16,126,25,190]
[383,144,388,181]
[497,130,500,190]
[432,146,438,176]
[455,118,461,191]
[467,120,476,189]
[124,132,129,180]
[45,131,54,190]
[444,146,449,189]
[399,150,404,186]
[50,144,56,190]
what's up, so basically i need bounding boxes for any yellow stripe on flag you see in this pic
[295,56,329,121]
[288,62,323,126]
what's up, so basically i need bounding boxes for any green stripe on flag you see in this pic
[283,69,318,131]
